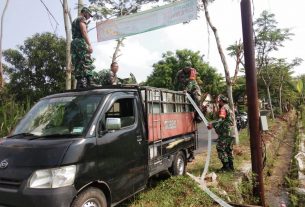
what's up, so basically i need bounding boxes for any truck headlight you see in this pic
[29,165,76,189]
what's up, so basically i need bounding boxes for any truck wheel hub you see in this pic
[177,157,184,175]
[83,198,100,207]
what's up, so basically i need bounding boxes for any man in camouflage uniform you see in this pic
[176,61,202,124]
[208,95,235,172]
[71,7,98,88]
[175,61,202,105]
[98,62,119,86]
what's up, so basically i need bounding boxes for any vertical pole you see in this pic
[240,0,266,206]
[78,0,84,16]
[0,0,10,89]
[63,0,72,90]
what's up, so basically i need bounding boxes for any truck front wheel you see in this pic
[71,187,107,207]
[170,151,186,176]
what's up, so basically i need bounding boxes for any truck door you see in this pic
[96,93,147,202]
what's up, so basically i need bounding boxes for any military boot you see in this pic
[228,160,234,171]
[216,161,230,173]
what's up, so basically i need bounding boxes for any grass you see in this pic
[120,175,216,207]
[286,105,305,207]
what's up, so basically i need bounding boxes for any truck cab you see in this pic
[0,86,197,207]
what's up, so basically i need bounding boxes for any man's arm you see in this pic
[80,21,93,53]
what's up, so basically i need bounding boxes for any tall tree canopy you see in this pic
[146,49,224,96]
[254,11,293,118]
[3,32,66,102]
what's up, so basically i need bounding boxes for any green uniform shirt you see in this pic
[212,104,234,137]
[72,17,86,39]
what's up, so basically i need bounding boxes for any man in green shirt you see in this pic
[208,95,235,172]
[71,7,98,88]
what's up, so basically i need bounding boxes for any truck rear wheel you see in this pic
[71,187,107,207]
[170,151,186,176]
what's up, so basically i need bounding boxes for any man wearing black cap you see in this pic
[71,7,98,88]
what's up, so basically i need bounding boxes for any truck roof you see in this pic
[43,85,185,99]
[43,85,140,99]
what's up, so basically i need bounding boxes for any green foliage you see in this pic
[254,11,303,112]
[126,176,214,207]
[296,79,303,94]
[255,11,293,69]
[0,95,31,137]
[89,0,168,20]
[146,49,224,96]
[3,32,66,102]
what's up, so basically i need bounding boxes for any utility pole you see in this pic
[240,0,266,206]
[63,0,72,90]
[0,0,10,89]
[78,0,84,16]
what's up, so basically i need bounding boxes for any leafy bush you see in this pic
[0,98,31,137]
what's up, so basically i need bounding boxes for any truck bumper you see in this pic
[0,185,77,207]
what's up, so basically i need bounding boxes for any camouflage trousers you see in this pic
[71,38,96,79]
[216,135,234,163]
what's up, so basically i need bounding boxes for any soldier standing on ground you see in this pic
[207,95,235,172]
[71,7,98,88]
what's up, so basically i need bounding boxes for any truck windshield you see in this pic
[12,95,103,137]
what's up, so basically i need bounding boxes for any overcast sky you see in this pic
[1,0,304,82]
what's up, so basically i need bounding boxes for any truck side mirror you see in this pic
[105,118,121,131]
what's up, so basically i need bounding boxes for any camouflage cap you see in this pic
[81,7,93,17]
[218,94,229,103]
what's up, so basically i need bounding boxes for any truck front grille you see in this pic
[0,178,22,189]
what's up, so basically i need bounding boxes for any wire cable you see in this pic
[39,0,59,33]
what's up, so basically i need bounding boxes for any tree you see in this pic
[146,49,224,97]
[201,0,241,143]
[62,0,72,90]
[272,58,302,113]
[254,11,293,119]
[3,33,66,102]
[296,75,305,105]
[0,0,10,89]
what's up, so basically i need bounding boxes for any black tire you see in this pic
[170,151,186,176]
[71,187,107,207]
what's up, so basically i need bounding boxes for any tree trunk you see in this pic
[0,0,10,89]
[279,84,282,114]
[59,0,72,24]
[227,84,239,144]
[202,0,239,144]
[62,0,72,90]
[266,85,275,119]
[78,0,84,16]
[112,38,124,63]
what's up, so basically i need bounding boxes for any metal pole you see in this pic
[240,0,266,206]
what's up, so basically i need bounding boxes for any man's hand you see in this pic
[207,123,213,130]
[88,44,93,53]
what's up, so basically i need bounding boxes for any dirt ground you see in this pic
[265,116,296,207]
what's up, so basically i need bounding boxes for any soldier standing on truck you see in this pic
[71,7,99,88]
[207,95,235,172]
[176,61,202,123]
[175,61,202,105]
[98,62,120,86]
